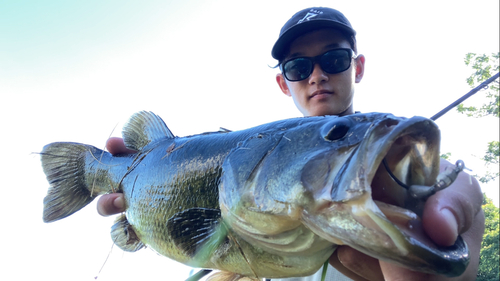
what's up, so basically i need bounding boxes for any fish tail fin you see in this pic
[41,142,112,223]
[111,214,144,252]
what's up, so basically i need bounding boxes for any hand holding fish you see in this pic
[96,192,125,216]
[96,138,134,217]
[327,159,484,281]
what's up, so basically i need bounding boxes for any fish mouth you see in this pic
[359,116,469,276]
[303,116,469,277]
[366,117,440,244]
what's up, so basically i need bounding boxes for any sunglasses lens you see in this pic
[282,49,353,81]
[321,50,351,74]
[283,58,313,81]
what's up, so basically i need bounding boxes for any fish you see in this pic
[40,111,469,280]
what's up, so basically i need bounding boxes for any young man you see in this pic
[99,7,484,281]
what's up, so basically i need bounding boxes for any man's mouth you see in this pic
[310,90,333,99]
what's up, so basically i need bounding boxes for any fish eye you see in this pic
[323,119,351,141]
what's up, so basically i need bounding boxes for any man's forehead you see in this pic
[287,43,343,59]
[287,29,351,57]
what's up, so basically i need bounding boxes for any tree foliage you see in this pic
[476,195,500,281]
[475,140,500,184]
[440,152,452,161]
[458,53,500,184]
[457,52,499,118]
[463,53,500,280]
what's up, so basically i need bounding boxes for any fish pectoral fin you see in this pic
[122,111,175,151]
[111,214,145,252]
[167,208,227,266]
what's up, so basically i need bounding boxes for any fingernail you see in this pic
[114,196,124,209]
[441,208,458,244]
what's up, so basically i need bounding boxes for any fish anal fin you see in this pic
[111,214,145,252]
[122,111,174,151]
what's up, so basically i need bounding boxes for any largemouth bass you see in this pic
[40,111,469,280]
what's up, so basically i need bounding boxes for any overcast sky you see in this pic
[1,1,498,280]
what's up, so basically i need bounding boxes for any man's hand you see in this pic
[329,159,485,281]
[96,137,134,216]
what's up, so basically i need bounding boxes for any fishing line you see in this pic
[383,72,499,193]
[430,72,499,121]
[95,237,118,279]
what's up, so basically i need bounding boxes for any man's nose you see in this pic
[308,63,328,84]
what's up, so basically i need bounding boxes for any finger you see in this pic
[329,250,368,281]
[106,137,137,155]
[380,212,485,281]
[329,246,382,281]
[379,260,430,281]
[449,209,485,281]
[97,193,125,216]
[423,159,483,246]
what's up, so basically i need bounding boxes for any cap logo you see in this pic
[297,10,323,24]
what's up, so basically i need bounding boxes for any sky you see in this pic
[1,1,498,281]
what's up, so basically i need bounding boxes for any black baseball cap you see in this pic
[271,7,356,61]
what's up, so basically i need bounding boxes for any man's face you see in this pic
[276,28,365,117]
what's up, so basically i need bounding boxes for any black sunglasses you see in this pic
[281,48,357,82]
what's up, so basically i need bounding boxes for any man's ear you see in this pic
[354,55,365,83]
[276,73,291,97]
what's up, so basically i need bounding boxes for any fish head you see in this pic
[220,113,468,277]
[303,113,470,277]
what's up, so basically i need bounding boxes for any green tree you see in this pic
[458,52,499,118]
[476,196,499,281]
[457,53,499,280]
[458,52,500,184]
[440,152,452,161]
[475,140,500,184]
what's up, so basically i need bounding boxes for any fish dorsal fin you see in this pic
[122,111,174,151]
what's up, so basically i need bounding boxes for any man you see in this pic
[98,7,484,281]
